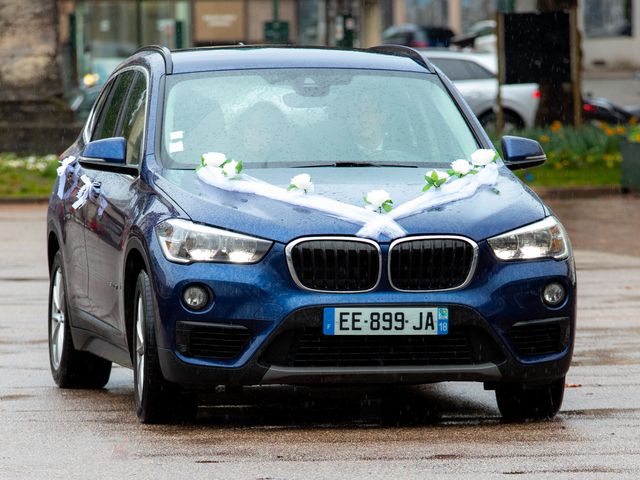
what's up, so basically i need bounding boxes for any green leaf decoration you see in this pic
[287,184,297,191]
[236,159,243,174]
[424,172,449,191]
[382,200,393,212]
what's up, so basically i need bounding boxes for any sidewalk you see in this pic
[582,72,640,106]
[546,194,640,257]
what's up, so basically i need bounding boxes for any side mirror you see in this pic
[501,135,546,171]
[83,137,126,164]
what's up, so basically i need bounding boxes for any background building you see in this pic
[398,0,640,69]
[1,0,639,154]
[579,0,638,69]
[57,0,395,90]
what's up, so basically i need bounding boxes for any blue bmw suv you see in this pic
[47,45,575,423]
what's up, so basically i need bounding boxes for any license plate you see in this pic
[323,307,449,336]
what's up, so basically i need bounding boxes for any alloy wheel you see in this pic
[135,293,145,400]
[49,267,65,370]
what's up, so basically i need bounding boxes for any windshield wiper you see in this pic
[291,162,378,168]
[293,162,418,168]
[334,162,381,167]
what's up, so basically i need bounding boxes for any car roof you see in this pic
[165,46,434,75]
[418,49,497,74]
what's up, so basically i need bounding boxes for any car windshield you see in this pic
[161,68,479,169]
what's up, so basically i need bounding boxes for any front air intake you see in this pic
[286,237,381,292]
[388,236,476,291]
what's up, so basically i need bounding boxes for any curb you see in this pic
[0,197,49,205]
[582,69,639,80]
[531,185,631,199]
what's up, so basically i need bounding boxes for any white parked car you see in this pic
[420,50,540,131]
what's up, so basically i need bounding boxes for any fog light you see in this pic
[543,282,566,306]
[182,285,209,311]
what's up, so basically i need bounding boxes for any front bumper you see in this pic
[150,239,576,389]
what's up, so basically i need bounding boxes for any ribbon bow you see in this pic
[196,166,407,240]
[72,175,108,216]
[196,152,501,241]
[56,156,78,199]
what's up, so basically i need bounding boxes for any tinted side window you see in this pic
[386,33,405,44]
[462,61,494,80]
[119,72,147,165]
[430,59,470,81]
[92,71,134,141]
[86,82,114,140]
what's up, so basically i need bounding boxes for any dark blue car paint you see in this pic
[169,47,432,75]
[157,166,547,243]
[83,137,127,163]
[47,46,576,387]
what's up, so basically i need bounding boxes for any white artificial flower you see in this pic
[471,149,496,167]
[365,189,392,211]
[222,159,240,178]
[202,152,228,168]
[289,173,314,193]
[451,159,472,175]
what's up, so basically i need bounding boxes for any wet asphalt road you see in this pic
[2,197,640,479]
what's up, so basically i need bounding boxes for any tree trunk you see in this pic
[534,0,579,127]
[0,0,66,121]
[0,0,76,154]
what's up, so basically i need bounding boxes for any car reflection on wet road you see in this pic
[1,197,640,478]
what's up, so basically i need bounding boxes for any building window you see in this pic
[299,0,327,45]
[71,1,191,87]
[584,0,632,38]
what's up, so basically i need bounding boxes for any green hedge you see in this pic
[0,153,58,198]
[492,121,628,186]
[0,122,631,198]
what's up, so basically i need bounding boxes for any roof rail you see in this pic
[134,45,173,74]
[368,45,434,72]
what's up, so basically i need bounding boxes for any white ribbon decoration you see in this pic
[196,161,500,240]
[72,175,108,216]
[197,167,406,239]
[96,196,108,216]
[56,155,77,199]
[357,163,500,238]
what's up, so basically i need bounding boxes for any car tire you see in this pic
[495,377,565,420]
[133,270,198,424]
[48,251,112,389]
[479,111,524,133]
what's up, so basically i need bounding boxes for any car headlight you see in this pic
[155,219,273,264]
[488,216,570,261]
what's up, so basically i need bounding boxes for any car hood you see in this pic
[154,166,546,244]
